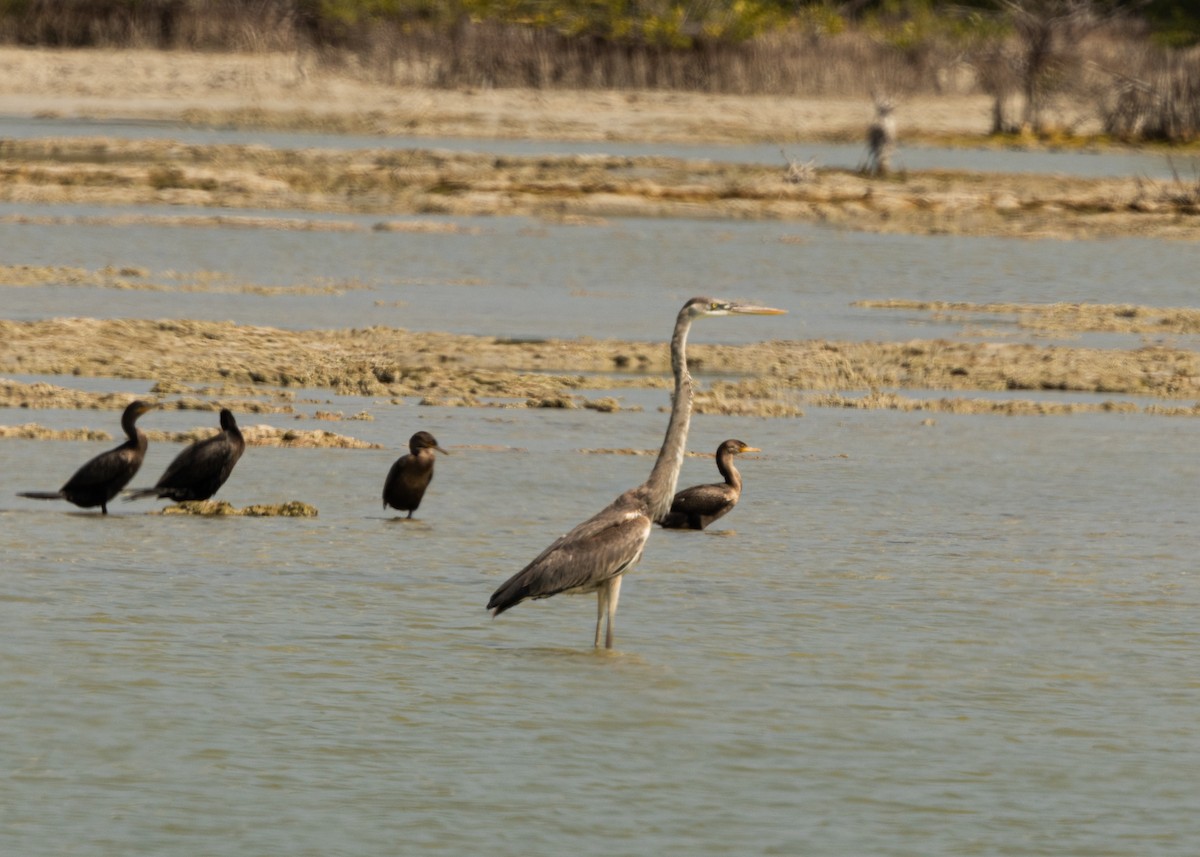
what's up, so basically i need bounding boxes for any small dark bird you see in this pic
[17,399,156,514]
[127,408,245,502]
[487,298,785,649]
[383,430,446,518]
[658,439,759,530]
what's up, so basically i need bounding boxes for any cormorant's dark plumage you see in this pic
[17,399,156,514]
[383,430,446,518]
[658,439,759,530]
[127,408,245,502]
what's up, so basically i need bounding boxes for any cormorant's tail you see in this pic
[123,488,159,501]
[17,491,63,500]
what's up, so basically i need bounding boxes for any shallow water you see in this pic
[2,400,1197,857]
[3,208,1200,348]
[2,120,1199,855]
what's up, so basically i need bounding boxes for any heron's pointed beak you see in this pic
[435,446,449,455]
[742,446,762,453]
[729,304,786,315]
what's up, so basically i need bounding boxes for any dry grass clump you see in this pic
[1098,49,1200,143]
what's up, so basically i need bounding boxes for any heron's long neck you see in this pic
[644,313,694,521]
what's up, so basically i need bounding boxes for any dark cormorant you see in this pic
[658,439,759,530]
[383,430,446,518]
[487,298,785,648]
[17,399,156,514]
[127,408,245,502]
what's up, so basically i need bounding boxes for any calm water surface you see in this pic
[1,122,1198,855]
[2,206,1199,348]
[2,403,1196,856]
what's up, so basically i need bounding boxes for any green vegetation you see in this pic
[2,1,1197,49]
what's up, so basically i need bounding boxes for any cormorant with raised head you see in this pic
[18,399,156,514]
[127,408,245,502]
[659,439,759,530]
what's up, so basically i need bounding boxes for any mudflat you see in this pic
[1,47,1197,440]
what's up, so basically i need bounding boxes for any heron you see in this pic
[126,408,245,502]
[18,399,156,514]
[658,438,760,531]
[383,430,447,519]
[865,96,896,177]
[487,297,785,648]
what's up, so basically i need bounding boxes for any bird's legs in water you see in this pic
[594,575,623,649]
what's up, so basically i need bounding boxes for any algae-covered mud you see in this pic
[154,499,319,516]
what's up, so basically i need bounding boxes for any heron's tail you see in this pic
[487,579,531,617]
[17,491,63,500]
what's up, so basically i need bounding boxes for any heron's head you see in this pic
[410,431,448,455]
[683,297,787,319]
[218,408,239,431]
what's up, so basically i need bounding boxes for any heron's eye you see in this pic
[709,301,721,311]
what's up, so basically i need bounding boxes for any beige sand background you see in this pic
[0,46,1004,142]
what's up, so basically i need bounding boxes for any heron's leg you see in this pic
[604,575,623,650]
[594,585,608,647]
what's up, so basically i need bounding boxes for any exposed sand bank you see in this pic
[1,136,1195,240]
[2,314,1198,430]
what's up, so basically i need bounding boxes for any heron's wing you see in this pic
[667,482,736,519]
[488,502,652,615]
